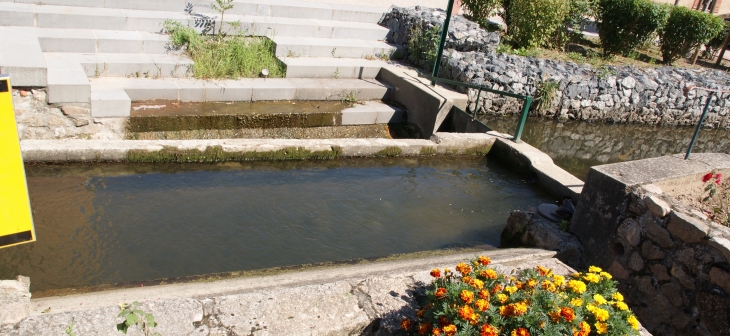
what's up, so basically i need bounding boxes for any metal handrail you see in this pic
[683,86,730,160]
[417,71,534,142]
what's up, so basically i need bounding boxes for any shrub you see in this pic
[404,256,641,336]
[596,0,670,57]
[703,20,730,59]
[552,0,599,48]
[660,6,724,64]
[506,0,570,49]
[461,0,502,27]
[407,24,441,68]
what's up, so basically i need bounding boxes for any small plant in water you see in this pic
[117,301,160,336]
[701,171,729,226]
[404,256,641,335]
[535,79,559,113]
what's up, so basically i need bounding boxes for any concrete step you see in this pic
[273,36,395,59]
[15,27,171,54]
[342,101,404,125]
[0,2,389,39]
[89,77,392,117]
[44,54,90,103]
[0,28,47,86]
[8,0,385,24]
[45,52,193,78]
[282,57,387,79]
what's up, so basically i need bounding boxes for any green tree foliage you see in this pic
[660,6,725,64]
[461,0,502,27]
[703,20,730,59]
[596,0,669,56]
[553,0,599,49]
[506,0,570,49]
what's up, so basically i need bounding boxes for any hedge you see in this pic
[506,0,570,49]
[597,0,669,56]
[660,6,725,64]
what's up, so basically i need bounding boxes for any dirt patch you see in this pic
[663,170,730,226]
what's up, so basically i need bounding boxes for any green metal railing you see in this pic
[418,71,533,142]
[683,86,730,160]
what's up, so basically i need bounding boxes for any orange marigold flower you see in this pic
[479,269,498,280]
[499,301,528,317]
[432,327,443,335]
[496,293,508,304]
[400,318,412,330]
[480,324,499,336]
[443,324,457,336]
[471,278,485,290]
[560,307,576,323]
[435,287,448,299]
[548,310,562,322]
[417,322,432,335]
[460,290,475,304]
[573,321,590,336]
[438,316,450,327]
[526,279,537,288]
[475,299,490,312]
[469,313,480,325]
[430,269,441,278]
[491,284,503,294]
[511,327,530,336]
[456,262,472,275]
[536,265,550,276]
[477,255,491,266]
[458,305,475,320]
[462,276,473,285]
[417,308,426,318]
[478,289,490,300]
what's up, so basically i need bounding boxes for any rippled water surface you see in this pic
[0,157,554,292]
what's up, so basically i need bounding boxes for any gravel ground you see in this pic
[304,0,448,10]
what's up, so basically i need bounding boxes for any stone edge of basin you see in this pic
[4,248,559,336]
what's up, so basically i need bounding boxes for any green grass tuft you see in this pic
[128,146,341,163]
[374,147,403,157]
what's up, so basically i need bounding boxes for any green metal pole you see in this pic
[431,0,456,85]
[685,94,715,160]
[514,97,532,143]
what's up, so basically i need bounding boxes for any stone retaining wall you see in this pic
[571,154,730,335]
[380,7,730,128]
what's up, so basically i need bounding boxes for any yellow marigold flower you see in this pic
[567,280,587,294]
[471,278,484,290]
[588,266,602,273]
[612,292,624,302]
[456,263,472,276]
[593,294,607,305]
[443,324,457,336]
[458,305,474,320]
[460,290,475,304]
[553,275,565,286]
[614,301,629,311]
[592,307,610,322]
[505,286,518,295]
[526,279,537,288]
[497,293,508,304]
[541,280,556,292]
[536,265,550,276]
[469,313,479,325]
[511,327,530,336]
[583,273,600,283]
[444,268,451,275]
[600,271,612,279]
[475,299,490,312]
[570,298,583,307]
[627,315,640,330]
[594,322,608,334]
[572,272,581,278]
[432,327,442,335]
[462,276,473,285]
[480,269,498,280]
[573,321,590,336]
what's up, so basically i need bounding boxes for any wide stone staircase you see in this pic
[0,0,405,126]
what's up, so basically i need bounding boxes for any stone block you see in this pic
[709,267,730,294]
[0,4,35,26]
[0,28,48,87]
[708,237,730,262]
[671,264,695,289]
[94,30,145,53]
[642,213,674,248]
[175,80,205,102]
[0,276,31,325]
[628,252,645,272]
[616,218,642,247]
[91,88,131,117]
[46,65,91,104]
[641,241,665,260]
[607,261,629,280]
[645,195,671,217]
[202,80,253,102]
[651,264,671,281]
[668,212,709,243]
[661,282,683,307]
[122,80,180,101]
[36,6,127,30]
[250,79,296,101]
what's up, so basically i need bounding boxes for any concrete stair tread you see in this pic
[0,26,171,53]
[0,2,388,39]
[282,57,388,79]
[0,26,46,86]
[342,101,404,125]
[44,52,192,79]
[273,36,395,58]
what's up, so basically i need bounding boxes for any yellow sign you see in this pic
[0,74,35,249]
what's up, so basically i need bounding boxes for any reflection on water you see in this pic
[0,157,554,292]
[481,116,730,180]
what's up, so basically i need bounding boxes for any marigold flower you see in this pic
[480,324,499,336]
[567,280,587,294]
[458,305,475,320]
[430,269,441,278]
[560,307,576,322]
[703,172,714,183]
[553,275,565,286]
[491,284,503,294]
[477,255,491,266]
[505,286,518,294]
[497,293,508,303]
[435,287,448,299]
[526,279,537,288]
[444,268,452,275]
[417,322,431,335]
[438,316,450,327]
[588,266,602,273]
[614,301,629,311]
[573,321,590,336]
[460,290,475,304]
[475,299,489,312]
[548,310,562,322]
[471,278,484,289]
[599,271,612,280]
[499,301,528,317]
[511,327,530,336]
[432,327,443,335]
[570,298,583,307]
[462,276,473,285]
[443,324,457,336]
[593,294,607,305]
[592,307,610,322]
[595,322,608,334]
[478,289,490,299]
[583,273,600,283]
[480,269,498,280]
[400,318,412,330]
[417,308,426,318]
[541,280,556,292]
[627,315,640,330]
[536,265,550,276]
[612,292,624,302]
[456,263,472,275]
[469,313,480,325]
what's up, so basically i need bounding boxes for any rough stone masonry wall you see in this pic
[381,7,730,128]
[570,154,730,335]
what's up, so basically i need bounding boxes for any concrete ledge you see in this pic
[0,28,47,86]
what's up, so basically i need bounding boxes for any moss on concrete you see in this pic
[374,146,403,157]
[127,146,342,163]
[464,144,493,156]
[420,146,437,155]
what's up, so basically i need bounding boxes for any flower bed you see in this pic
[402,256,640,335]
